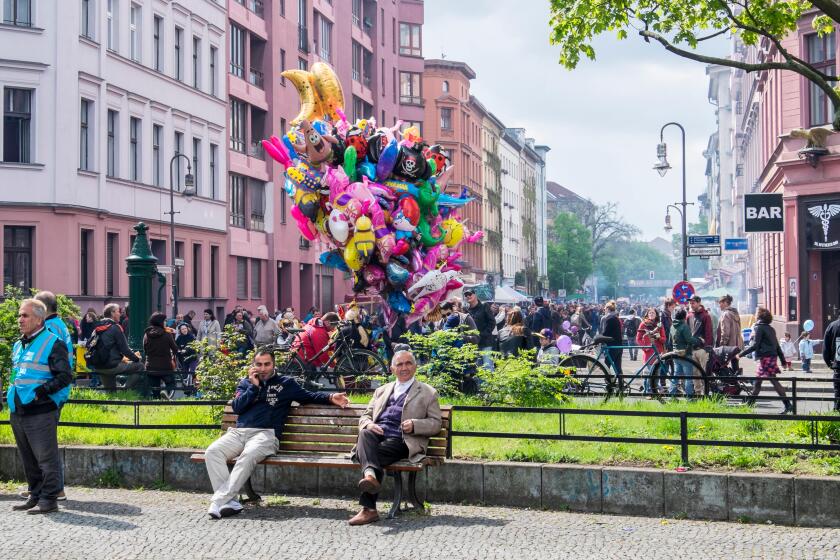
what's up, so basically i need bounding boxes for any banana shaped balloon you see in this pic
[282,63,345,125]
[311,62,345,121]
[282,69,325,125]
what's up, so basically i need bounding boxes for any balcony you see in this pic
[250,212,265,231]
[399,95,423,106]
[234,0,264,18]
[299,237,310,250]
[248,68,264,89]
[248,142,265,161]
[298,25,309,54]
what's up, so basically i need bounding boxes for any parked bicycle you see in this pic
[269,320,388,390]
[557,335,706,399]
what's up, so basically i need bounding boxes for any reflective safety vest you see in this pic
[45,315,75,370]
[7,329,70,413]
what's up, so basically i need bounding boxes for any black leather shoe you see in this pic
[26,503,58,514]
[12,499,38,511]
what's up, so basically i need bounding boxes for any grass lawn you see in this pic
[2,389,840,475]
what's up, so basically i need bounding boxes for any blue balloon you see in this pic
[804,319,815,332]
[387,291,411,314]
[319,251,350,272]
[386,262,410,286]
[376,139,399,181]
[358,161,376,180]
[283,177,296,197]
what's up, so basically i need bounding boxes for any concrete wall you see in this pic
[1,445,837,527]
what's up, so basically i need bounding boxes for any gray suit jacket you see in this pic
[353,378,442,464]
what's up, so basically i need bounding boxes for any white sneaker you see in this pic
[207,502,222,520]
[220,499,243,517]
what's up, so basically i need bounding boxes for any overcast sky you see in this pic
[423,0,729,240]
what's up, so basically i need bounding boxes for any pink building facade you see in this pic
[736,15,840,335]
[226,0,426,315]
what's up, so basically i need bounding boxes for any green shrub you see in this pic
[479,350,576,406]
[190,325,252,401]
[403,329,480,396]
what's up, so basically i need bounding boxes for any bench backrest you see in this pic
[221,403,452,462]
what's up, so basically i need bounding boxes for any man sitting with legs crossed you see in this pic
[349,348,442,525]
[204,349,349,519]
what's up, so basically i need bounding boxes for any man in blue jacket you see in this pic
[204,350,349,519]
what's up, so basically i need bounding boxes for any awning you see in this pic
[493,285,531,304]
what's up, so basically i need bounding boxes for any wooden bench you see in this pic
[190,403,452,518]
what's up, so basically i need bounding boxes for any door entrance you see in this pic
[822,250,840,326]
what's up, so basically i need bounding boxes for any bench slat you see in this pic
[287,416,360,426]
[280,432,448,447]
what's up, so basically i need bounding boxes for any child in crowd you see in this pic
[780,332,797,371]
[536,329,560,366]
[798,331,821,373]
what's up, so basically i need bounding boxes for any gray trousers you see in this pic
[10,409,62,506]
[96,361,145,390]
[205,428,278,507]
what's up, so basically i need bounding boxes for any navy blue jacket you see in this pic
[231,374,332,439]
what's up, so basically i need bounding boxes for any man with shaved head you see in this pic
[348,348,442,525]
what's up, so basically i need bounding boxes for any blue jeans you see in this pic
[669,358,694,397]
[479,347,495,372]
[802,358,812,372]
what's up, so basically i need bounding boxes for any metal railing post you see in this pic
[791,377,798,415]
[679,412,689,467]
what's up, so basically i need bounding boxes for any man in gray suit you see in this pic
[349,349,442,525]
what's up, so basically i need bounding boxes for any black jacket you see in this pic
[739,321,785,361]
[600,312,622,345]
[498,326,532,357]
[98,319,140,368]
[528,306,552,334]
[823,318,840,369]
[467,301,496,348]
[143,326,179,371]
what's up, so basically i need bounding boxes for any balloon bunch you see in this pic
[263,63,482,330]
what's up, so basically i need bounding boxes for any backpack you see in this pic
[84,324,113,368]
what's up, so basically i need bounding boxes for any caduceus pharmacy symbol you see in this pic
[809,204,840,242]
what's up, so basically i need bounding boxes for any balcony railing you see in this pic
[248,68,264,89]
[400,95,423,106]
[298,25,309,53]
[299,237,310,250]
[230,213,246,228]
[247,142,265,160]
[250,213,265,231]
[234,0,264,17]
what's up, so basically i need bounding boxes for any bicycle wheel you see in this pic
[277,353,312,388]
[557,354,613,396]
[335,349,389,390]
[653,355,707,396]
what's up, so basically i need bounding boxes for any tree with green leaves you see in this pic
[549,0,840,129]
[548,212,594,293]
[596,240,679,297]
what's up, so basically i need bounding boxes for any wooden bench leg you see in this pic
[407,471,424,511]
[387,471,403,519]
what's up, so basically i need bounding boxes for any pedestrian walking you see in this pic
[799,331,820,374]
[739,307,793,414]
[822,318,840,411]
[143,312,179,399]
[780,332,797,371]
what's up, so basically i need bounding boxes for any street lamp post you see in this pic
[168,153,195,319]
[653,122,688,281]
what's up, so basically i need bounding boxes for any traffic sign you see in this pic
[174,258,185,267]
[724,238,748,252]
[157,265,174,274]
[688,246,722,257]
[688,235,720,245]
[672,281,695,304]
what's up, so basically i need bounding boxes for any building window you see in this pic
[106,109,118,176]
[130,3,141,61]
[250,259,261,299]
[192,137,201,192]
[192,243,201,297]
[152,124,162,186]
[80,229,92,296]
[280,49,286,85]
[209,46,218,95]
[210,245,219,297]
[440,107,452,130]
[4,226,33,291]
[399,22,421,56]
[105,233,120,296]
[174,131,183,189]
[298,57,307,71]
[229,97,245,152]
[129,116,140,181]
[192,35,201,89]
[351,41,361,82]
[4,88,32,164]
[807,33,836,127]
[442,80,449,93]
[230,23,244,78]
[279,0,285,18]
[250,180,265,231]
[209,143,218,198]
[4,0,32,26]
[174,26,183,81]
[236,257,248,299]
[230,174,246,227]
[153,15,163,71]
[106,0,117,50]
[399,72,421,105]
[79,99,91,170]
[352,0,361,27]
[298,0,308,53]
[81,0,93,38]
[362,49,372,87]
[319,15,332,61]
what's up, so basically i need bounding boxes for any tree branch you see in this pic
[695,28,730,42]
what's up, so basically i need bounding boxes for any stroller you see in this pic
[706,346,750,396]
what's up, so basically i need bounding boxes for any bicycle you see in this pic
[557,336,706,399]
[269,320,389,390]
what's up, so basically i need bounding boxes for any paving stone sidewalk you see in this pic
[2,487,840,559]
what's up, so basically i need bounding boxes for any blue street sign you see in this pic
[688,235,721,245]
[724,238,749,251]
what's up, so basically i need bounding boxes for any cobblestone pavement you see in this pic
[2,487,840,560]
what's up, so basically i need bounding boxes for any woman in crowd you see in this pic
[197,309,222,347]
[669,307,702,398]
[600,300,624,389]
[739,307,793,414]
[176,323,198,395]
[143,312,179,399]
[636,307,666,396]
[497,309,532,357]
[80,307,98,341]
